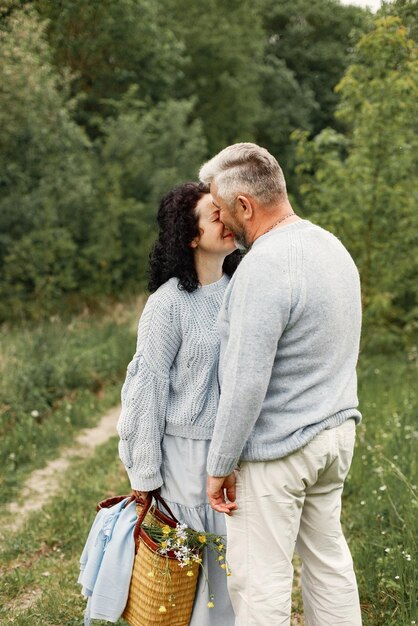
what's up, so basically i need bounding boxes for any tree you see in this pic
[293,16,418,346]
[0,7,94,318]
[34,0,186,134]
[260,0,369,133]
[81,92,208,295]
[161,0,264,155]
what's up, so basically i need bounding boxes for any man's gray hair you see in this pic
[199,142,287,207]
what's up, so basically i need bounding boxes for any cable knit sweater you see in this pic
[117,274,229,491]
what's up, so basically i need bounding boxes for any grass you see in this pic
[0,301,142,503]
[0,306,416,625]
[343,347,417,625]
[0,437,131,626]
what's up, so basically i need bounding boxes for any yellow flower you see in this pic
[162,525,171,535]
[215,537,221,543]
[217,544,224,551]
[186,570,194,577]
[218,555,224,561]
[207,601,215,608]
[198,535,207,543]
[159,605,167,613]
[227,572,232,576]
[161,541,167,549]
[220,564,226,570]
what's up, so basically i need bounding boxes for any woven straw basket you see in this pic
[123,536,199,625]
[98,492,199,626]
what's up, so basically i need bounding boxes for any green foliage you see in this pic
[162,0,265,155]
[0,8,94,318]
[258,0,369,182]
[345,350,418,624]
[34,0,185,132]
[1,0,415,339]
[1,228,77,317]
[293,16,418,345]
[84,94,207,294]
[379,0,418,40]
[0,6,207,317]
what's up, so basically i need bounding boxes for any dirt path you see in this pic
[3,405,121,535]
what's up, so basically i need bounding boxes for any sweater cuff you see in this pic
[128,468,163,491]
[207,450,239,477]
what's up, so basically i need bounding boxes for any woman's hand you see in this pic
[132,490,149,502]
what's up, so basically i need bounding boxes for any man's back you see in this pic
[214,219,362,468]
[201,142,363,625]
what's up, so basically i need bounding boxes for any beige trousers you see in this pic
[225,419,362,626]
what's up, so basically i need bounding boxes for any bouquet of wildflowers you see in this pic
[142,521,230,612]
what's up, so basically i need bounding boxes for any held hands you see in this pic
[207,473,238,515]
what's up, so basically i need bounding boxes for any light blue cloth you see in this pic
[78,497,137,625]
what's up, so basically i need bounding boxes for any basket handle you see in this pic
[132,490,181,551]
[152,491,180,524]
[134,490,180,525]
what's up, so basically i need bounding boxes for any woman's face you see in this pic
[193,193,236,256]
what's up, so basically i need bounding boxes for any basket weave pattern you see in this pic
[121,495,200,626]
[123,535,199,626]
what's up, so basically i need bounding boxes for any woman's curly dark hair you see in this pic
[148,182,242,293]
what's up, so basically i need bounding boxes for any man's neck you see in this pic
[251,201,299,244]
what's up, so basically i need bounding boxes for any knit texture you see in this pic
[207,220,362,477]
[117,274,229,491]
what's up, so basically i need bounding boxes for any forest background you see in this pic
[0,1,417,625]
[0,0,416,345]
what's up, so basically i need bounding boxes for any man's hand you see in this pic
[207,473,238,515]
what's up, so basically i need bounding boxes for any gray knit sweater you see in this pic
[117,275,229,491]
[207,219,362,477]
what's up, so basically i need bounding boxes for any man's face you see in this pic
[210,182,251,251]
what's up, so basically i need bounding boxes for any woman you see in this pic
[117,182,240,625]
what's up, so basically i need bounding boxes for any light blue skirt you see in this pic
[159,434,235,626]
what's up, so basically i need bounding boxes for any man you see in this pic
[199,143,363,625]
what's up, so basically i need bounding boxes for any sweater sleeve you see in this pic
[207,250,292,476]
[117,291,181,490]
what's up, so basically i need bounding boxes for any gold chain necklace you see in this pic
[263,212,296,236]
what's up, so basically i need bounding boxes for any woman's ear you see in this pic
[189,231,201,249]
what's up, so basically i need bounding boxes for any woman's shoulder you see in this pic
[145,278,190,315]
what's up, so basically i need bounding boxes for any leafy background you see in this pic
[0,1,416,625]
[0,0,416,349]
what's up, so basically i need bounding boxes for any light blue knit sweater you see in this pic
[117,275,229,491]
[207,219,362,477]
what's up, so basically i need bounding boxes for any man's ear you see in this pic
[236,195,253,221]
